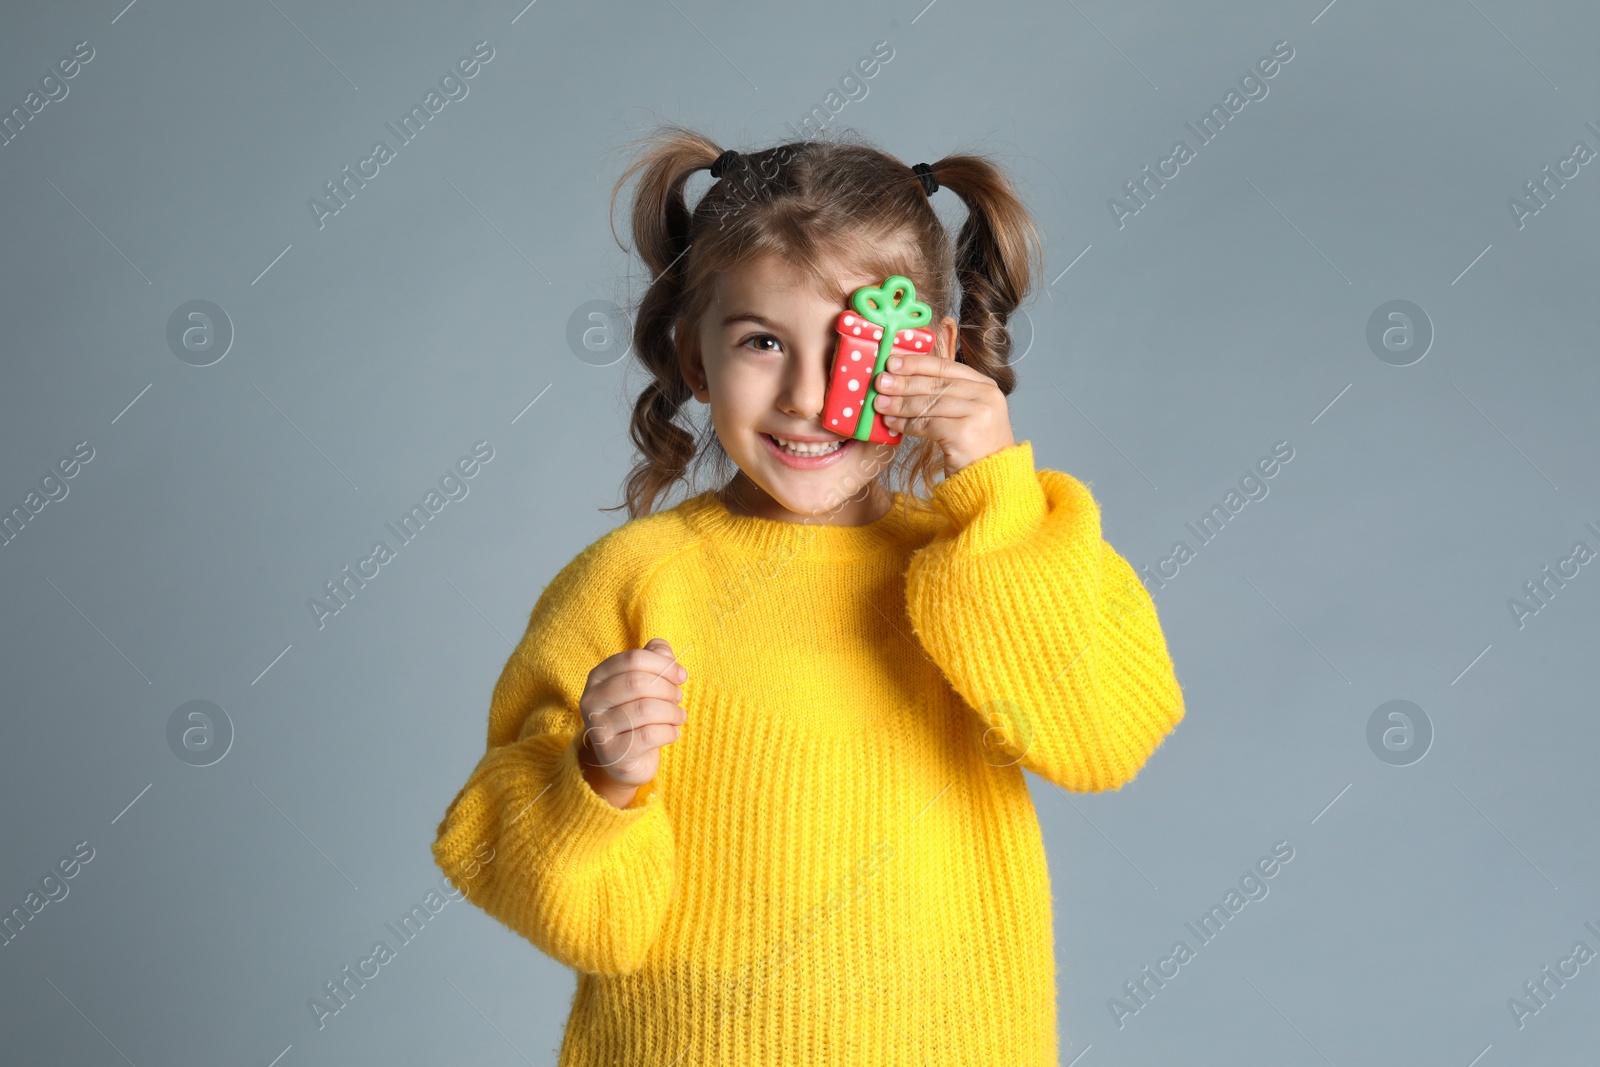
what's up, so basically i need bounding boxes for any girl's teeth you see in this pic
[772,435,843,456]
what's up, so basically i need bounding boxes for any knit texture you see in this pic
[432,440,1185,1065]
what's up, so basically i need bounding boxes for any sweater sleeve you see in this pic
[904,440,1186,792]
[431,536,676,975]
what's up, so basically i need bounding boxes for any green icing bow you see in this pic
[849,276,933,441]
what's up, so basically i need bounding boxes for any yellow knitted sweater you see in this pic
[432,440,1185,1066]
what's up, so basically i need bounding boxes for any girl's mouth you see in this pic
[761,432,854,469]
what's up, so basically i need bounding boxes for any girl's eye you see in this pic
[740,333,782,354]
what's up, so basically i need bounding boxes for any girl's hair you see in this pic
[602,123,1044,520]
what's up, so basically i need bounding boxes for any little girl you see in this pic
[433,126,1186,1066]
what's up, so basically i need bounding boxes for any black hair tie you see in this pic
[912,162,939,196]
[709,149,740,178]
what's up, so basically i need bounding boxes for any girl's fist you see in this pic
[576,637,688,808]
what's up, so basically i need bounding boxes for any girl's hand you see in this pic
[577,637,688,808]
[871,352,1015,477]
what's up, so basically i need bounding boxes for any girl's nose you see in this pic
[778,353,829,418]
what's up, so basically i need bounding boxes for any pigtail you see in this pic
[922,156,1044,397]
[603,127,729,519]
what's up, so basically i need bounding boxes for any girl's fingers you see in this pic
[635,645,688,682]
[585,706,685,768]
[588,645,687,690]
[874,391,981,421]
[588,688,685,743]
[882,408,981,436]
[881,352,985,385]
[583,661,683,725]
[874,370,982,400]
[620,722,681,754]
[592,726,684,777]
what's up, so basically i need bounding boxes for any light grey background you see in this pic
[2,0,1597,1064]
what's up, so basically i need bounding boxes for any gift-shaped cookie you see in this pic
[823,276,935,443]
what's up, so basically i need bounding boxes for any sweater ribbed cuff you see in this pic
[930,440,1048,555]
[550,732,661,853]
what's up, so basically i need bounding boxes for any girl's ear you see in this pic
[935,314,959,361]
[676,315,711,402]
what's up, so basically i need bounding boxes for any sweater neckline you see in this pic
[682,486,930,561]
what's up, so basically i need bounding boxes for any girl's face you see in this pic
[679,251,957,526]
